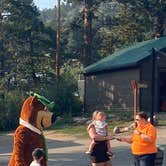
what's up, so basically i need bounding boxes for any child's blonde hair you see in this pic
[96,111,106,120]
[87,111,106,131]
[92,110,99,121]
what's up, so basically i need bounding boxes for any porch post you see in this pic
[151,48,156,125]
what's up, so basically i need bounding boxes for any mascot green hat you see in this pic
[30,92,55,110]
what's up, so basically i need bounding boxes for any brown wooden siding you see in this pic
[85,69,140,112]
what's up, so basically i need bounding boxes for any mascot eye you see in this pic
[41,119,44,128]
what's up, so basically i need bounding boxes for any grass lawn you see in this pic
[47,118,130,138]
[45,110,166,138]
[47,111,134,137]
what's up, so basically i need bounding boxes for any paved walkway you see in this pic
[0,126,166,166]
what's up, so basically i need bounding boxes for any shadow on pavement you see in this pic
[47,139,82,149]
[48,152,91,166]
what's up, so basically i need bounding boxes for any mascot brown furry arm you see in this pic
[8,93,59,166]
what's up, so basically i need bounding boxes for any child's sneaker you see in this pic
[85,151,92,155]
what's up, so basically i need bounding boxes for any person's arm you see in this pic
[116,137,132,144]
[88,125,112,141]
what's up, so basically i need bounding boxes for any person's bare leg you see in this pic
[86,139,96,154]
[106,141,112,153]
[92,162,105,166]
[104,161,112,166]
[87,141,95,153]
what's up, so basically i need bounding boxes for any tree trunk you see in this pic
[0,12,4,76]
[155,12,165,38]
[56,0,61,80]
[83,0,92,67]
[0,12,5,99]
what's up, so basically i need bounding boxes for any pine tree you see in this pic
[0,0,55,92]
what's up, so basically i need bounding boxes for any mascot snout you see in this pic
[37,110,53,130]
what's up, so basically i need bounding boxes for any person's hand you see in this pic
[134,129,142,135]
[107,135,114,140]
[115,137,122,141]
[115,137,126,142]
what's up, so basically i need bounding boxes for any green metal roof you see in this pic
[84,37,166,75]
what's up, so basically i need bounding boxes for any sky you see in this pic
[33,0,57,10]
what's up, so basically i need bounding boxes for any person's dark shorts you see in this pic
[89,141,110,163]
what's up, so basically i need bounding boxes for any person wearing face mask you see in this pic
[116,111,157,166]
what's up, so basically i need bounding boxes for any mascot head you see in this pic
[20,93,56,131]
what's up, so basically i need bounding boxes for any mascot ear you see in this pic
[30,96,38,107]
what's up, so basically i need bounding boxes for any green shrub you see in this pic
[43,74,83,116]
[0,91,24,131]
[0,69,83,131]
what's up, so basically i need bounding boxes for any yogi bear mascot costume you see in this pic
[8,93,59,166]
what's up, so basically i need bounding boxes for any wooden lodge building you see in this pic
[83,37,166,114]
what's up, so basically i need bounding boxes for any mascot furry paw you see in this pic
[8,93,59,166]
